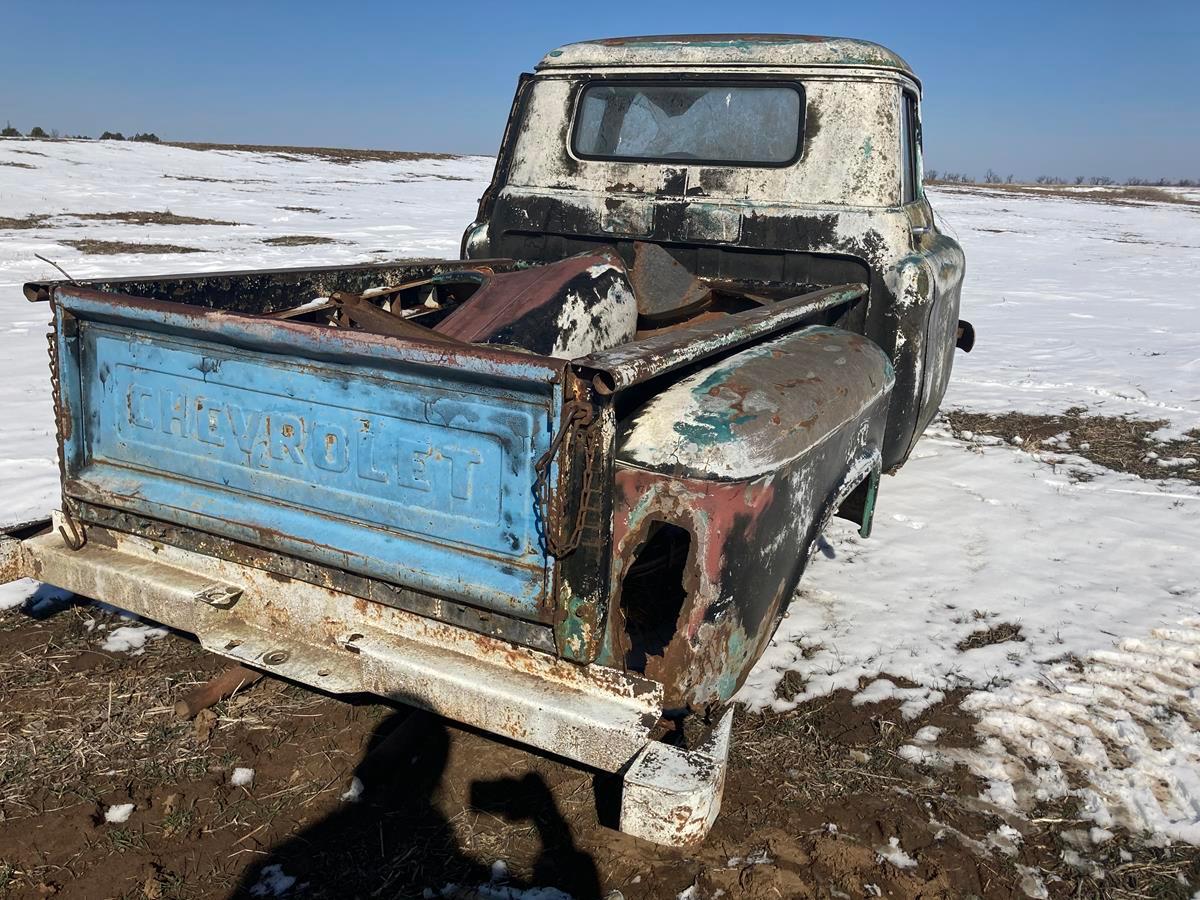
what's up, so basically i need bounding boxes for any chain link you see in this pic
[534,399,599,558]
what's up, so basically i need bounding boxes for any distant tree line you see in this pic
[924,168,1198,188]
[2,121,160,142]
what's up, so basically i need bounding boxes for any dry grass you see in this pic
[61,239,206,255]
[261,235,340,247]
[69,210,241,227]
[278,206,322,214]
[955,622,1024,652]
[166,142,458,165]
[0,214,50,230]
[930,182,1200,209]
[0,161,36,169]
[0,603,318,818]
[945,408,1200,484]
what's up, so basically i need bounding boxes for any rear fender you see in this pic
[604,326,893,711]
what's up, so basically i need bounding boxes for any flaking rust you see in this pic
[10,34,968,846]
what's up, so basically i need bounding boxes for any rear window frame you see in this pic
[569,78,807,169]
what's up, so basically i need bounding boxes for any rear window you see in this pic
[572,82,804,166]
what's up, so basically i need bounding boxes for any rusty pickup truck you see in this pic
[1,34,968,845]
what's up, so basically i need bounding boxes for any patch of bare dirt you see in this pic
[0,215,50,230]
[930,182,1200,209]
[2,596,1196,898]
[69,211,241,227]
[161,175,271,185]
[166,142,458,165]
[946,408,1200,484]
[61,240,207,255]
[261,235,340,247]
[0,161,35,170]
[277,206,322,214]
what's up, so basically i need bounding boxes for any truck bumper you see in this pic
[1,518,732,846]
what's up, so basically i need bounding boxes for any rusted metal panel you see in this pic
[74,503,558,652]
[628,241,712,321]
[602,326,894,711]
[576,283,866,394]
[615,325,893,478]
[52,285,569,623]
[12,524,662,773]
[434,249,637,357]
[538,35,915,79]
[24,258,519,313]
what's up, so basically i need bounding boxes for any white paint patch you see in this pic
[550,280,637,359]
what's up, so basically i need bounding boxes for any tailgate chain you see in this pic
[534,400,599,558]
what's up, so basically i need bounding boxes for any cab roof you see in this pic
[537,34,915,80]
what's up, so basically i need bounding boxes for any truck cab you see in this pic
[466,34,966,470]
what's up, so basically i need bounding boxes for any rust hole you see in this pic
[620,521,691,675]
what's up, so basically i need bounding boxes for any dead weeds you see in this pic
[0,215,51,230]
[61,239,206,255]
[261,235,340,246]
[931,182,1200,209]
[956,622,1025,652]
[1,593,1197,897]
[166,142,458,165]
[946,407,1200,484]
[69,210,241,227]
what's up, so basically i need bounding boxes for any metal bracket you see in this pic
[193,582,243,609]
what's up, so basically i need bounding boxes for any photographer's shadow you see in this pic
[230,706,600,899]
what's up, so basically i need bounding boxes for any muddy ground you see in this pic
[1,588,1196,900]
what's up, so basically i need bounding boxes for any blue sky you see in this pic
[3,0,1197,179]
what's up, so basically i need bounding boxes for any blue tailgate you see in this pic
[54,288,564,622]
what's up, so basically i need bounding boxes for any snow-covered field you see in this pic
[2,138,1198,858]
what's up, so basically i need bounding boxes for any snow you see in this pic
[432,885,574,900]
[875,836,917,869]
[103,803,134,824]
[250,864,298,897]
[0,137,492,527]
[931,185,1200,438]
[100,624,169,654]
[3,140,1200,847]
[0,578,72,613]
[231,767,255,787]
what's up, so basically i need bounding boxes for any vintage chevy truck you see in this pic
[1,35,967,845]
